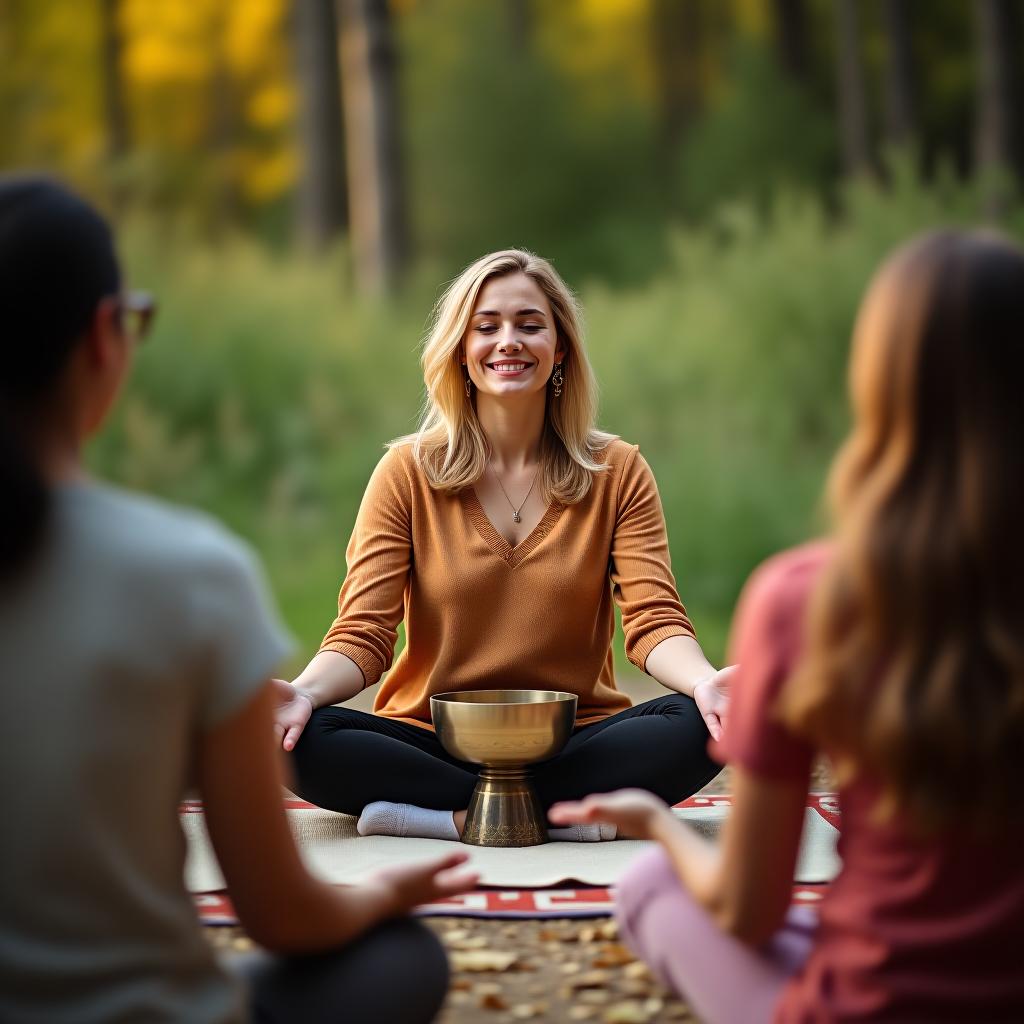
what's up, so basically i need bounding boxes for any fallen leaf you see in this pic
[592,943,634,968]
[448,935,490,950]
[450,950,519,972]
[479,991,508,1011]
[623,961,653,981]
[568,969,612,989]
[511,1003,547,1019]
[603,1001,650,1024]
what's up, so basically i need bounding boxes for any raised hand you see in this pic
[366,851,480,915]
[548,788,671,841]
[270,677,313,751]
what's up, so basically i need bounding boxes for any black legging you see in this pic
[229,918,448,1024]
[290,694,721,815]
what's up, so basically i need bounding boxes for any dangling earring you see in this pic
[465,374,473,399]
[552,363,563,398]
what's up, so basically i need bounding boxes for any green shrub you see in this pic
[91,171,1014,671]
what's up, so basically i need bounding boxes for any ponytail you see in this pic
[0,175,121,582]
[0,399,49,579]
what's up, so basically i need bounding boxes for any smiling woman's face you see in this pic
[462,272,565,403]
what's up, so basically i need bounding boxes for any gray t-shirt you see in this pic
[0,482,292,1023]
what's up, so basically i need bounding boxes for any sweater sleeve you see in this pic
[611,446,696,671]
[319,448,412,686]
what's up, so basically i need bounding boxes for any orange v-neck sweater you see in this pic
[320,438,695,729]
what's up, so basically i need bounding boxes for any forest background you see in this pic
[3,0,1023,673]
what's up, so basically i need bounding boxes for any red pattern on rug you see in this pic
[188,793,838,923]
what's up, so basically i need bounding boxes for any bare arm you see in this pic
[645,635,735,741]
[272,650,365,751]
[645,634,718,698]
[292,650,365,707]
[549,765,806,945]
[201,682,478,953]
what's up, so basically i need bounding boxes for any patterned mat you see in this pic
[188,794,839,923]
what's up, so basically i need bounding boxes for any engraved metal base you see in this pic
[461,766,547,847]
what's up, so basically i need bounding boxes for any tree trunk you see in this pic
[506,0,531,54]
[883,0,916,147]
[974,0,1018,173]
[772,0,809,83]
[835,0,871,177]
[650,0,702,204]
[98,0,129,163]
[338,0,408,295]
[295,0,347,252]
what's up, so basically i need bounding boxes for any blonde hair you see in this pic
[779,230,1024,834]
[392,249,615,504]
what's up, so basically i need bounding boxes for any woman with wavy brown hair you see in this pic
[552,230,1024,1022]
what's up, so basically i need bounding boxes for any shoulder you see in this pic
[369,443,419,498]
[67,482,254,570]
[732,542,832,656]
[61,482,265,608]
[595,436,637,470]
[592,438,664,507]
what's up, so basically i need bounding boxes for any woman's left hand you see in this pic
[692,665,735,742]
[548,789,671,840]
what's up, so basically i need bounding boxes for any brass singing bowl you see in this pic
[431,689,577,848]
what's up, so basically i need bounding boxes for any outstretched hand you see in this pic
[548,788,671,841]
[366,851,480,915]
[270,678,313,751]
[693,664,735,742]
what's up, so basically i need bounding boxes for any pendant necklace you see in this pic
[490,461,539,524]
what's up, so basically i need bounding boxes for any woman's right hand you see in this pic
[364,852,480,917]
[271,678,313,751]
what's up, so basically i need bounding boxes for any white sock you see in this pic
[355,801,616,842]
[357,801,459,840]
[547,823,618,843]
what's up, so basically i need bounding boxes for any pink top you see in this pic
[714,543,1024,1023]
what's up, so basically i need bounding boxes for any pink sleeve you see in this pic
[708,545,827,780]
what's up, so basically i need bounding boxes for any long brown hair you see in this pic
[780,230,1024,833]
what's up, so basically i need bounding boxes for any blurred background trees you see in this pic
[5,0,1020,282]
[2,0,1022,667]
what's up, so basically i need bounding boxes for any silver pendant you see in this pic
[513,513,521,523]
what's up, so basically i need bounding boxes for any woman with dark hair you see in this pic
[0,176,474,1024]
[551,230,1024,1022]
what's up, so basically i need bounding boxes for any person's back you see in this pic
[724,542,1024,1021]
[0,482,288,1021]
[0,176,474,1024]
[551,229,1024,1024]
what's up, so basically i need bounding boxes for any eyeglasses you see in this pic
[117,290,157,343]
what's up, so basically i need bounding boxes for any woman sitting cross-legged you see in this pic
[273,248,731,842]
[0,177,476,1024]
[551,230,1024,1022]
